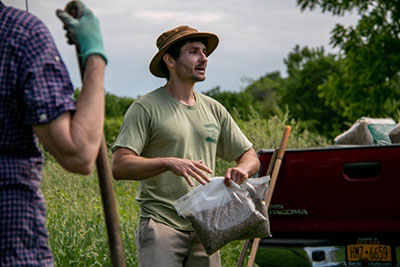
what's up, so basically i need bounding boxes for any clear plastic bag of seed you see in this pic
[173,176,271,255]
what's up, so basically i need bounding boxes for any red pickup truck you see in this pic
[256,144,400,266]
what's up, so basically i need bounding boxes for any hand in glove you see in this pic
[56,1,107,66]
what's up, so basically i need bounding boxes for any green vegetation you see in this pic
[299,0,400,122]
[42,154,138,266]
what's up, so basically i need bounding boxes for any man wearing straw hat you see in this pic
[112,25,259,266]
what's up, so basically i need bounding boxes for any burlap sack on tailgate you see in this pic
[335,117,395,145]
[389,123,400,144]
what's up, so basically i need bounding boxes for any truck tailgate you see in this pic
[258,144,400,235]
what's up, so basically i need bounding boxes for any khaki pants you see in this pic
[135,217,221,267]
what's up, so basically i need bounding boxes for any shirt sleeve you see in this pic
[111,102,150,155]
[216,108,253,162]
[21,19,75,125]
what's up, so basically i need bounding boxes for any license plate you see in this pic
[346,244,392,262]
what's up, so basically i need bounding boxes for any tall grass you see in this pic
[41,114,329,266]
[42,154,139,266]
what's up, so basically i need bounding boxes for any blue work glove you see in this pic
[56,1,107,66]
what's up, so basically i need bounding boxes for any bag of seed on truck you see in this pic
[173,176,271,255]
[334,117,396,145]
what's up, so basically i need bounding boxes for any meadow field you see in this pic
[42,114,329,266]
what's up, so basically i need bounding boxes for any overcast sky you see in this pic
[4,0,358,98]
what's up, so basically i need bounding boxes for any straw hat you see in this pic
[149,25,219,78]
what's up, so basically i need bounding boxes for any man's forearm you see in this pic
[71,55,106,162]
[112,154,170,181]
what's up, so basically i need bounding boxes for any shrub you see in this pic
[214,111,330,177]
[104,116,123,146]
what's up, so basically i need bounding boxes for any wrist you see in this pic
[161,157,172,171]
[81,50,107,67]
[84,54,107,67]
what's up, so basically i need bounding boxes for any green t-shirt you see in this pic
[112,87,252,230]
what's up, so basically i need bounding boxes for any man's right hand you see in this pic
[56,1,107,66]
[165,158,212,187]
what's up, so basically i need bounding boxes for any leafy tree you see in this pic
[103,93,133,144]
[281,45,345,137]
[298,0,400,121]
[203,86,255,120]
[104,92,134,118]
[243,71,284,119]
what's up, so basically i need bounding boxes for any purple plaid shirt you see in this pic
[0,2,75,266]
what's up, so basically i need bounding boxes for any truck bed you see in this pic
[258,144,400,236]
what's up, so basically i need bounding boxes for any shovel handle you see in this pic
[239,126,291,267]
[64,1,125,266]
[64,0,85,77]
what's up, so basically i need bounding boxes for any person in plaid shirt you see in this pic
[0,1,107,266]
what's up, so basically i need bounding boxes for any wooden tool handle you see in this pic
[65,1,126,265]
[244,126,291,267]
